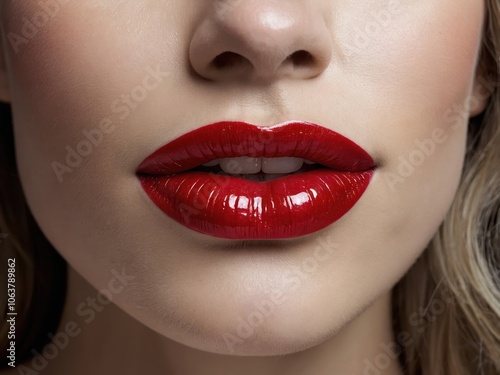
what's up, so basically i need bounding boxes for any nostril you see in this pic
[212,50,316,72]
[287,50,315,68]
[212,52,249,70]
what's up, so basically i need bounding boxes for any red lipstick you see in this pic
[137,121,375,239]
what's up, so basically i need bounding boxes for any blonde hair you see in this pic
[1,1,499,373]
[393,0,500,373]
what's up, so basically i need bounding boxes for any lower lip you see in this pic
[138,168,374,240]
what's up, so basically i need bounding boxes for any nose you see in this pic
[189,1,333,82]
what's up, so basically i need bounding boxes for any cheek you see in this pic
[341,1,483,117]
[350,1,483,258]
[306,0,485,285]
[333,0,484,178]
[5,1,186,136]
[371,2,483,183]
[4,2,182,218]
[1,4,181,278]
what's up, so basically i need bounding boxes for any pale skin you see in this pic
[0,1,491,374]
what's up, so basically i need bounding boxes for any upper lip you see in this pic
[136,121,375,175]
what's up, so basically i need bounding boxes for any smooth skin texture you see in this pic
[0,1,491,374]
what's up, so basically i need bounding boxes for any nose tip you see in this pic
[189,1,333,82]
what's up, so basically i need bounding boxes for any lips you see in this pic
[136,121,375,239]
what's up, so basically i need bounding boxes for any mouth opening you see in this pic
[190,162,326,182]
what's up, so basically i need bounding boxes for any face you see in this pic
[0,0,489,355]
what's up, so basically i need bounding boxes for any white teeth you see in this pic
[262,157,303,174]
[202,157,317,174]
[202,159,220,167]
[220,157,261,174]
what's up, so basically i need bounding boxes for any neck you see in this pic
[23,266,403,375]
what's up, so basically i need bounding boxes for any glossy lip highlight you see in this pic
[136,121,376,240]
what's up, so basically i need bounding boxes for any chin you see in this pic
[112,278,372,357]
